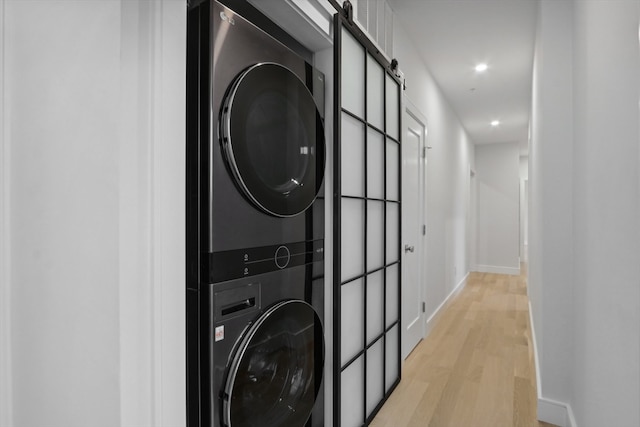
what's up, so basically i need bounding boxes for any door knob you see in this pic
[404,244,415,253]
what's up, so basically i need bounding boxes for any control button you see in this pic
[274,246,291,269]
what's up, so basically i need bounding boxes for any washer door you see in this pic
[222,300,324,427]
[220,63,325,217]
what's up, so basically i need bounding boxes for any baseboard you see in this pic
[567,404,577,427]
[528,302,542,403]
[473,264,520,275]
[538,397,577,427]
[426,272,469,334]
[529,303,577,427]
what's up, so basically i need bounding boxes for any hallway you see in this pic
[371,268,556,427]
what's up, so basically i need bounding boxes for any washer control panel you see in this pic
[274,245,291,269]
[209,239,324,283]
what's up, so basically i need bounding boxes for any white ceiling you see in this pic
[387,0,537,148]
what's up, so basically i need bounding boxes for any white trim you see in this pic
[151,2,164,423]
[425,272,469,334]
[154,1,186,425]
[119,0,186,427]
[538,397,577,427]
[404,95,429,128]
[401,101,428,360]
[147,1,164,426]
[566,404,577,427]
[118,2,186,426]
[118,1,155,424]
[528,301,542,403]
[406,316,420,330]
[529,304,577,427]
[247,0,333,51]
[538,398,568,426]
[0,0,13,424]
[473,264,520,275]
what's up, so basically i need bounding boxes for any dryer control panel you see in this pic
[209,239,323,283]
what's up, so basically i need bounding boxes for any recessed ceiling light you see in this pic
[475,63,488,72]
[491,120,500,127]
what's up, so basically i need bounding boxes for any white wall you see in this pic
[571,1,639,425]
[6,3,120,425]
[1,1,186,426]
[393,24,475,322]
[529,0,575,419]
[530,1,640,426]
[474,142,520,274]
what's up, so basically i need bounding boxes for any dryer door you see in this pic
[222,300,324,427]
[220,63,325,217]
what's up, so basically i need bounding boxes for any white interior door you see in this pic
[401,110,426,360]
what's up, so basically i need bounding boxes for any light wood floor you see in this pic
[371,268,558,427]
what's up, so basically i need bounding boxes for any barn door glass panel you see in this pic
[334,13,402,427]
[386,139,400,201]
[367,129,385,199]
[340,278,364,365]
[341,357,364,427]
[341,113,365,197]
[366,270,384,343]
[340,199,365,281]
[366,201,384,270]
[385,74,400,140]
[385,325,400,392]
[366,54,384,130]
[366,339,384,417]
[341,29,364,117]
[385,264,399,328]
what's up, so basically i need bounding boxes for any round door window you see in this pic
[220,63,325,217]
[222,300,324,427]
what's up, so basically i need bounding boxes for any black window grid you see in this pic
[333,10,403,427]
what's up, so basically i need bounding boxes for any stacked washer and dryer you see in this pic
[186,1,326,427]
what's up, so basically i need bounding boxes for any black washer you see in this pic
[274,246,291,269]
[222,300,324,427]
[220,63,325,218]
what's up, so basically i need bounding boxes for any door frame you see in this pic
[401,97,428,361]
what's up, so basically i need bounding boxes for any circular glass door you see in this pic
[220,63,325,217]
[222,300,324,427]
